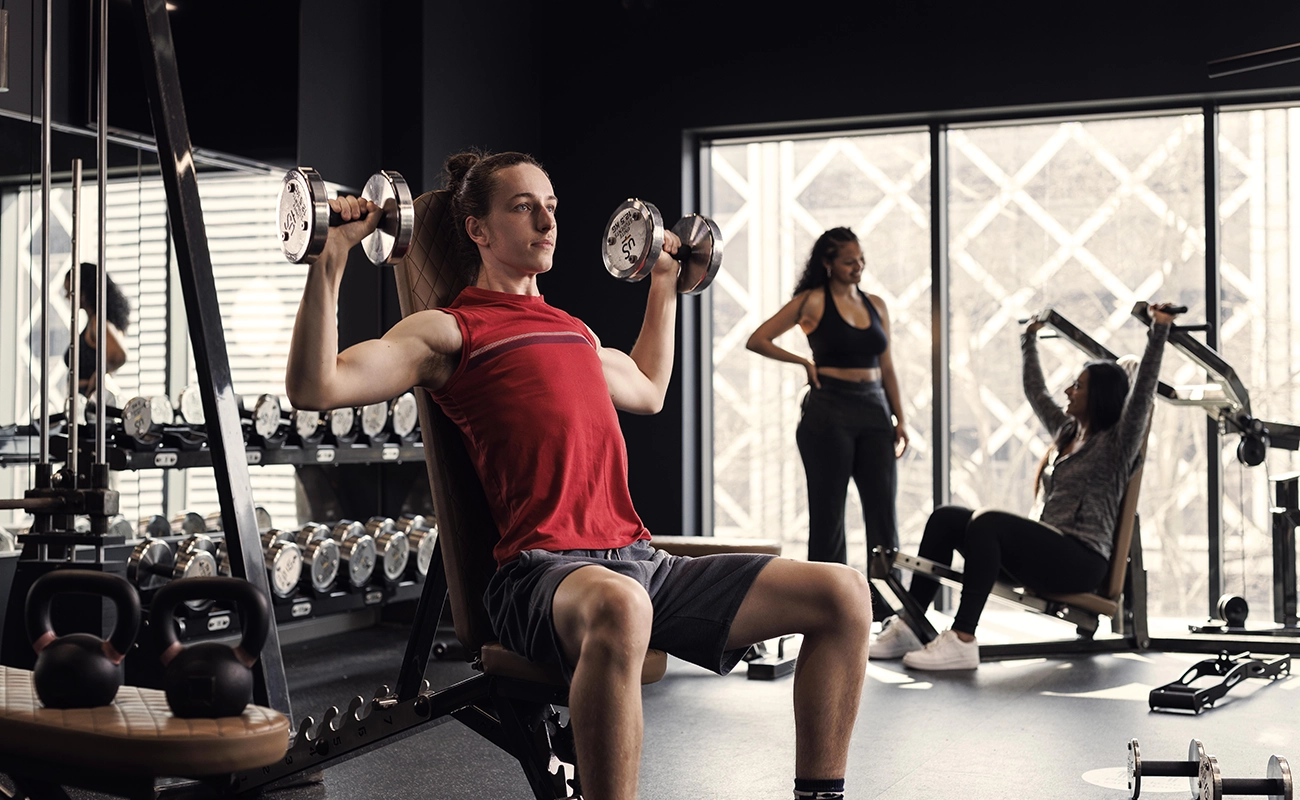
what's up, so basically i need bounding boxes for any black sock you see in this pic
[794,777,845,799]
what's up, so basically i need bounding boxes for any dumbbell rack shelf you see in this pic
[171,579,426,642]
[47,436,425,471]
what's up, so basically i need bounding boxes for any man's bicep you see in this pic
[599,346,660,415]
[330,312,460,406]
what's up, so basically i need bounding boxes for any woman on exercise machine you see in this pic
[872,302,1181,670]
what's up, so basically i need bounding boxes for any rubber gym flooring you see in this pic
[257,614,1300,800]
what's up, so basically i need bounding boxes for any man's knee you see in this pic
[810,563,873,636]
[573,574,653,655]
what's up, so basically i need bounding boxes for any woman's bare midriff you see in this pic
[816,366,881,383]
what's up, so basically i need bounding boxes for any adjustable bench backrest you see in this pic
[391,189,499,655]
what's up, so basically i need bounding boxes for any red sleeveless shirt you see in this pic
[429,287,650,566]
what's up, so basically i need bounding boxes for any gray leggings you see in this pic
[796,377,898,618]
[907,505,1110,635]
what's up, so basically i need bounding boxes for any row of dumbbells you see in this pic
[65,387,421,453]
[128,509,437,604]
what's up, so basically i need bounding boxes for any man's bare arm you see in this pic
[285,195,462,411]
[600,232,681,414]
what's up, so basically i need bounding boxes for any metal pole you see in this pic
[930,124,951,509]
[96,0,108,467]
[38,0,51,466]
[1204,103,1224,618]
[69,159,82,485]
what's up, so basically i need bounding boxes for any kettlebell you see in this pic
[26,569,142,709]
[151,577,270,718]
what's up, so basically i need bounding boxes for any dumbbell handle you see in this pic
[1141,761,1199,777]
[1218,777,1286,794]
[327,205,384,229]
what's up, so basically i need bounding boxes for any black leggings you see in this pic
[906,506,1109,636]
[796,377,898,619]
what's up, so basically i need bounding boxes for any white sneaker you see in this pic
[870,617,923,659]
[901,629,980,671]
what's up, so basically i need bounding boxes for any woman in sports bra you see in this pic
[747,227,907,620]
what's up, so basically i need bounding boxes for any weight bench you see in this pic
[0,664,288,799]
[870,421,1152,660]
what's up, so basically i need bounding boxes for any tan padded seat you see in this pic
[480,643,668,686]
[651,535,781,557]
[0,666,289,776]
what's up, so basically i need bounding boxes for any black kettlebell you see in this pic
[151,577,270,718]
[26,569,142,709]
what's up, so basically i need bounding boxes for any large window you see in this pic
[707,105,1300,627]
[707,133,932,568]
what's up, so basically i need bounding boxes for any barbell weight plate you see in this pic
[392,392,419,438]
[602,199,663,282]
[279,167,331,264]
[1216,594,1249,627]
[360,170,414,266]
[129,538,173,591]
[673,213,724,295]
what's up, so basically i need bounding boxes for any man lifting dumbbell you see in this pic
[284,150,870,800]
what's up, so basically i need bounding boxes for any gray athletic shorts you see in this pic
[484,539,775,683]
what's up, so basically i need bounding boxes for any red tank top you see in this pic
[429,287,650,566]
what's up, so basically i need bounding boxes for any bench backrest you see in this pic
[391,190,499,654]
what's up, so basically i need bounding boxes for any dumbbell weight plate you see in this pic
[329,407,358,444]
[128,538,174,591]
[673,214,724,295]
[138,514,170,539]
[303,537,340,594]
[251,395,285,442]
[340,534,377,588]
[263,539,303,599]
[602,198,663,282]
[215,538,231,578]
[408,523,437,579]
[279,167,331,264]
[121,396,163,446]
[392,393,418,439]
[256,506,274,535]
[171,512,207,536]
[107,515,134,540]
[292,409,325,445]
[1268,755,1292,800]
[178,384,205,426]
[149,396,175,427]
[360,170,414,266]
[360,402,389,441]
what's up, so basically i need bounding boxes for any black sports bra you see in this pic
[806,284,888,370]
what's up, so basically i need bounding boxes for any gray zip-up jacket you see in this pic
[1020,321,1170,560]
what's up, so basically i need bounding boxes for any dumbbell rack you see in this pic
[49,433,425,471]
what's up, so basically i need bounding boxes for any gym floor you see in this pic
[249,609,1299,800]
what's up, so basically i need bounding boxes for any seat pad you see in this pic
[480,642,667,686]
[0,665,289,776]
